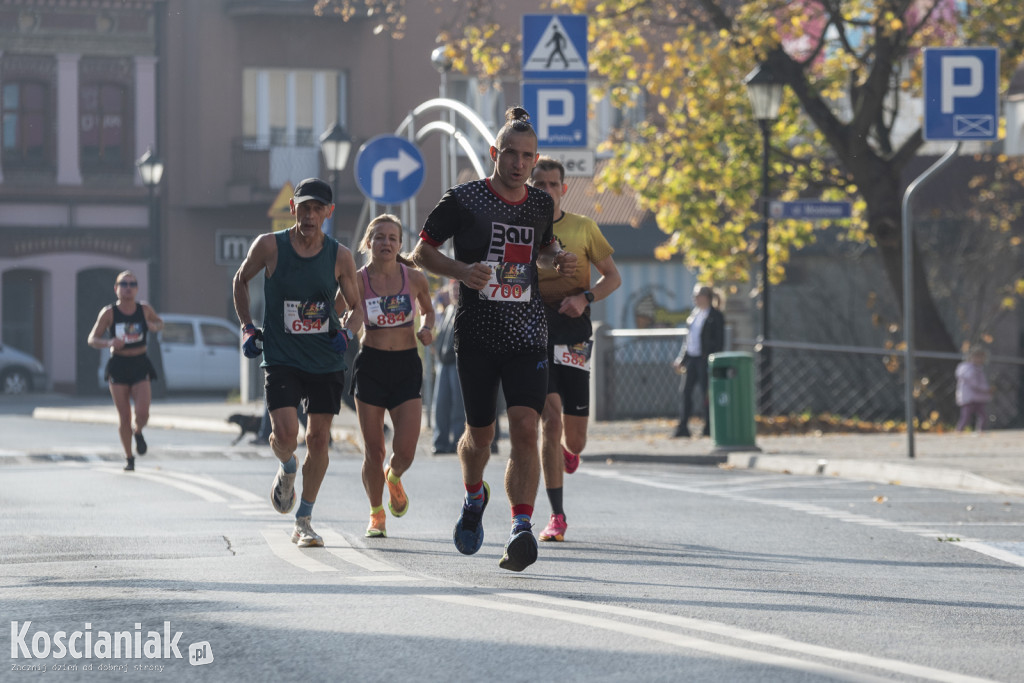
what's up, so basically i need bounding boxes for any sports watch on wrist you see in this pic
[583,290,595,304]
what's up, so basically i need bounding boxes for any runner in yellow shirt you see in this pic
[530,157,621,542]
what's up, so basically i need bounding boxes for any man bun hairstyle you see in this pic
[495,105,536,148]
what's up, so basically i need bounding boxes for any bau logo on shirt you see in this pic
[489,222,534,264]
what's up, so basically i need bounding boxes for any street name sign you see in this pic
[541,149,596,177]
[923,47,999,141]
[354,135,425,204]
[769,200,852,220]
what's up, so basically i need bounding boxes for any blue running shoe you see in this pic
[453,482,490,555]
[499,520,538,572]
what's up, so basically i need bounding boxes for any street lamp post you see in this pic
[136,147,165,310]
[431,46,455,193]
[744,62,784,414]
[319,122,353,241]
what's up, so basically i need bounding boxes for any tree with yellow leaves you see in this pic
[316,0,1024,354]
[544,0,1024,353]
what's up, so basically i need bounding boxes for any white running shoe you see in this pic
[291,516,324,547]
[270,467,296,514]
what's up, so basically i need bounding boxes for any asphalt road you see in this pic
[2,417,1023,682]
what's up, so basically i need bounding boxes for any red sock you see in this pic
[465,481,485,500]
[511,503,533,519]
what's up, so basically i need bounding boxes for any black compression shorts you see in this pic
[457,348,548,427]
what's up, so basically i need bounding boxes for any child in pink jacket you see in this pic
[955,347,992,432]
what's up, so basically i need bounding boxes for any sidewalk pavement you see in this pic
[24,394,1024,498]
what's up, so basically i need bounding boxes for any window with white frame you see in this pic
[242,68,345,149]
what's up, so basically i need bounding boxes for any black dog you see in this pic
[227,413,263,445]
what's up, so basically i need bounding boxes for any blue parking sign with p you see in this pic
[522,82,588,148]
[924,47,999,141]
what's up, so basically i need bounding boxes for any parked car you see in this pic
[0,343,48,394]
[98,314,241,393]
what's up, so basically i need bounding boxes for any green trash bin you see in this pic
[708,352,757,449]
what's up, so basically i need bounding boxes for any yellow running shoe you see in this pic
[365,509,387,538]
[385,466,409,517]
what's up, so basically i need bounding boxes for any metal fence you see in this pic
[592,326,1024,428]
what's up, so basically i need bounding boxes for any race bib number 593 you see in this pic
[481,262,532,302]
[284,300,329,334]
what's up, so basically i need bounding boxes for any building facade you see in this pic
[0,0,686,395]
[0,0,161,393]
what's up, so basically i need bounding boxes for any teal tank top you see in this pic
[262,230,346,373]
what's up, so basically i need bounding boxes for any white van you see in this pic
[98,314,240,393]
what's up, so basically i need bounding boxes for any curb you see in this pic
[726,453,1024,497]
[30,407,359,446]
[32,406,237,434]
[582,453,727,466]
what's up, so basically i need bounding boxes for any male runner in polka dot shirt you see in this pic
[413,106,577,572]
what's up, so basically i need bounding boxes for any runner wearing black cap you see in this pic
[232,177,362,547]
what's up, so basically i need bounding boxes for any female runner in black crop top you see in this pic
[86,270,164,471]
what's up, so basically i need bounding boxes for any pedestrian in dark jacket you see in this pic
[672,285,725,438]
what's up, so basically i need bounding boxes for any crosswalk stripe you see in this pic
[157,469,263,502]
[318,529,403,573]
[94,466,226,502]
[260,527,336,572]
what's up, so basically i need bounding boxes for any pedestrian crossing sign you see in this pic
[522,14,587,80]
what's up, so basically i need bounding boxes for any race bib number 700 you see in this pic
[480,262,532,302]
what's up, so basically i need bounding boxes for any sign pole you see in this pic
[900,141,960,459]
[910,46,997,459]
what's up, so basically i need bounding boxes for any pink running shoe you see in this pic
[563,447,580,474]
[539,513,567,542]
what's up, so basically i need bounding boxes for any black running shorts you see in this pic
[352,346,423,410]
[105,354,158,386]
[457,348,548,427]
[264,365,346,415]
[547,343,590,417]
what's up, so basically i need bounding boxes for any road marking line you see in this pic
[494,592,997,683]
[954,541,1024,568]
[318,529,404,573]
[156,469,263,502]
[430,594,893,683]
[583,469,1024,568]
[93,466,226,502]
[260,527,336,573]
[351,574,423,582]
